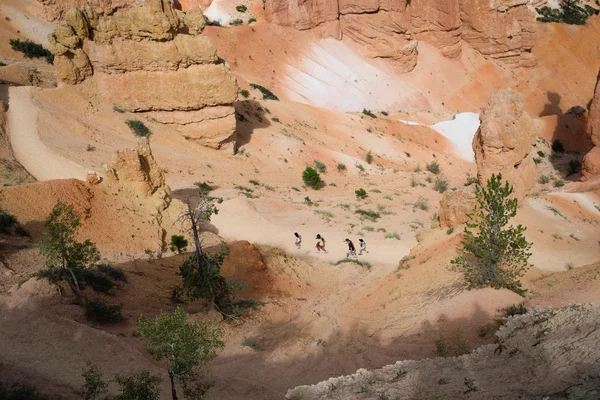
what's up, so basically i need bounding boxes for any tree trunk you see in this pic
[169,370,178,400]
[67,268,84,304]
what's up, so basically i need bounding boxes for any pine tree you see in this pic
[451,173,532,295]
[302,167,323,190]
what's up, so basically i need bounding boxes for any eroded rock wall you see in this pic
[582,71,600,180]
[472,88,536,202]
[48,0,238,149]
[286,304,600,400]
[265,0,537,70]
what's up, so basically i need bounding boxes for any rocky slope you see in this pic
[286,304,600,400]
[583,71,600,181]
[48,0,238,149]
[265,0,537,72]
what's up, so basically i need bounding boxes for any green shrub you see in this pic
[248,17,257,23]
[464,173,478,186]
[337,163,346,172]
[240,89,250,98]
[537,150,545,158]
[446,227,454,235]
[314,160,326,173]
[355,209,380,221]
[333,258,372,269]
[302,167,323,190]
[355,188,368,199]
[0,382,51,400]
[414,196,428,211]
[536,0,597,25]
[426,161,440,174]
[96,264,126,282]
[567,159,581,176]
[236,4,247,12]
[249,83,279,100]
[356,164,365,173]
[113,105,125,113]
[170,235,188,254]
[500,303,528,318]
[381,111,389,116]
[533,157,543,165]
[229,18,243,25]
[434,176,448,193]
[114,370,162,400]
[271,117,280,123]
[241,337,261,351]
[554,179,565,187]
[0,209,18,234]
[538,175,550,184]
[9,39,54,63]
[0,61,6,67]
[207,19,222,26]
[84,299,123,324]
[366,151,373,164]
[126,120,151,137]
[86,144,96,152]
[78,363,108,400]
[362,109,377,118]
[385,232,401,240]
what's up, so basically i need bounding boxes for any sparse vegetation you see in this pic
[241,337,261,351]
[567,159,582,176]
[126,120,151,137]
[355,188,368,199]
[447,227,454,235]
[314,210,334,219]
[414,196,429,211]
[355,209,380,222]
[248,17,257,23]
[362,109,377,118]
[249,83,279,101]
[170,235,188,254]
[464,173,478,186]
[538,174,550,184]
[553,179,565,187]
[86,144,96,152]
[435,329,469,357]
[356,163,365,173]
[229,18,244,25]
[536,0,598,25]
[537,150,545,158]
[451,174,532,296]
[0,382,51,399]
[114,370,162,400]
[384,232,401,240]
[565,262,575,270]
[302,167,323,190]
[334,258,372,269]
[9,38,54,63]
[552,139,565,153]
[84,298,123,324]
[314,160,327,173]
[434,176,449,193]
[366,150,373,164]
[271,117,280,123]
[240,89,250,98]
[500,303,528,318]
[337,163,346,172]
[426,161,440,175]
[546,206,567,220]
[236,4,248,12]
[138,307,224,400]
[79,363,108,400]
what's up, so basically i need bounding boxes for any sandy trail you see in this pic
[6,86,89,181]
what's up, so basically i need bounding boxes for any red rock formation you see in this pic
[472,89,536,202]
[582,71,600,180]
[437,185,477,228]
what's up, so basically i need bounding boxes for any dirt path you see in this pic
[6,86,89,181]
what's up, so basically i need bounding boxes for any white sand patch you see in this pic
[204,0,234,25]
[6,86,89,181]
[552,192,600,215]
[0,3,54,46]
[281,38,429,113]
[398,112,480,162]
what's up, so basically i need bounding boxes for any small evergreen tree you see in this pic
[302,167,322,190]
[138,307,224,400]
[38,201,100,302]
[451,174,532,295]
[78,363,108,400]
[114,370,162,400]
[170,235,188,254]
[355,188,367,199]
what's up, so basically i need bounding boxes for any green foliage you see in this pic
[533,157,543,165]
[302,167,323,190]
[248,17,257,23]
[384,232,401,240]
[0,382,51,400]
[206,19,222,26]
[451,174,532,295]
[38,202,100,300]
[249,83,279,100]
[366,151,373,164]
[236,4,247,12]
[240,89,250,98]
[464,173,478,186]
[138,307,224,397]
[84,299,123,324]
[500,303,528,318]
[241,337,261,351]
[355,209,380,221]
[229,18,244,25]
[178,246,230,307]
[446,227,455,235]
[271,116,280,123]
[381,111,389,116]
[536,0,598,25]
[333,258,372,269]
[314,160,327,173]
[114,370,162,400]
[355,188,368,199]
[170,235,189,254]
[9,38,53,63]
[554,179,565,187]
[538,174,550,184]
[126,120,151,137]
[552,139,565,153]
[337,163,346,172]
[195,181,213,197]
[537,150,545,158]
[426,161,440,174]
[414,196,428,211]
[0,209,18,234]
[362,109,377,118]
[434,176,448,193]
[79,363,108,400]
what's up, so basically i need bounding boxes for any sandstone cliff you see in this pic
[437,185,476,228]
[265,0,537,70]
[472,88,536,202]
[582,70,600,180]
[286,304,600,399]
[47,0,238,149]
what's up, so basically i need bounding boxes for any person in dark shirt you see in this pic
[344,238,357,258]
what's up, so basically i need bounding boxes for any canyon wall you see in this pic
[266,0,537,72]
[47,0,238,149]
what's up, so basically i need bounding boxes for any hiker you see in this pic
[294,232,302,249]
[345,238,357,258]
[358,238,368,255]
[315,234,328,254]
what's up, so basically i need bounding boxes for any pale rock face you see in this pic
[582,72,600,180]
[48,0,238,149]
[105,139,171,212]
[34,0,134,21]
[265,0,537,68]
[437,185,477,228]
[472,89,536,202]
